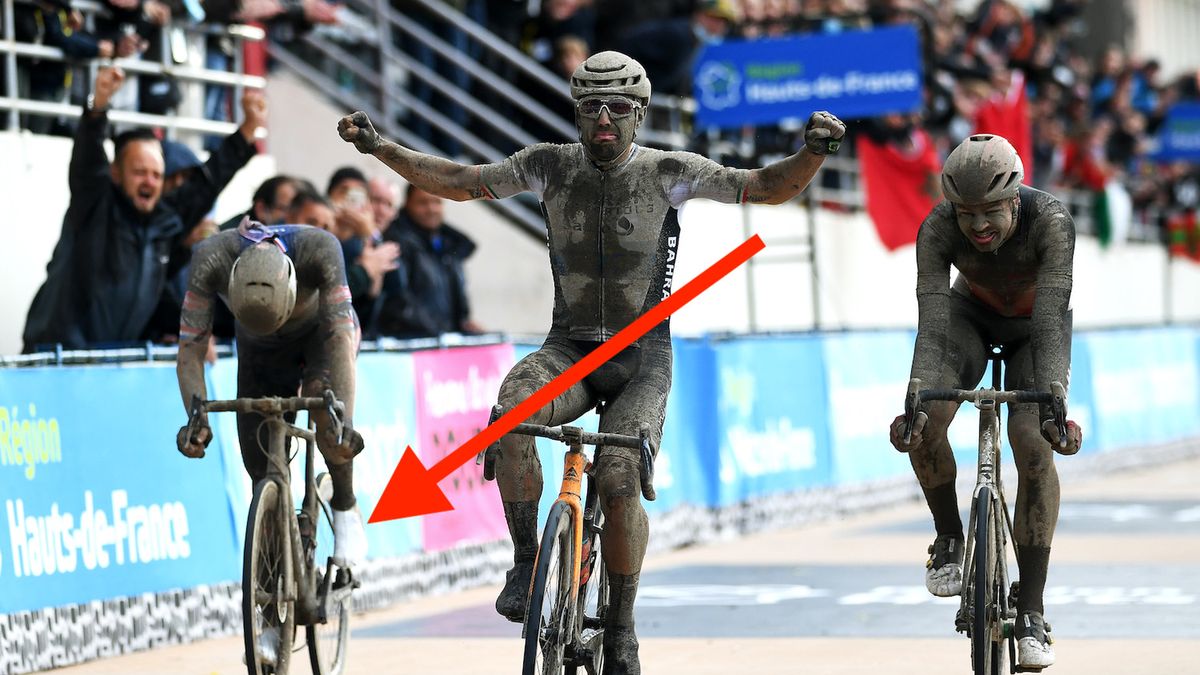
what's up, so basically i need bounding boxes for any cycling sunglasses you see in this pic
[577,97,642,119]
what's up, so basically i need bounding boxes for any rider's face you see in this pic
[576,95,642,165]
[956,197,1018,252]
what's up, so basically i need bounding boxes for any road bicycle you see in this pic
[904,347,1067,674]
[186,390,356,675]
[480,406,653,675]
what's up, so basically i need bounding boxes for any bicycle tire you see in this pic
[572,519,607,675]
[523,501,577,675]
[971,487,1005,675]
[306,474,351,675]
[243,479,295,675]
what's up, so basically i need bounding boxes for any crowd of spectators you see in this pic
[494,0,1200,233]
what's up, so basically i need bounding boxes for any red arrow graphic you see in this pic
[369,234,766,522]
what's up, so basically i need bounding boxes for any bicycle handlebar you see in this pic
[188,390,347,445]
[507,422,644,450]
[902,379,1068,449]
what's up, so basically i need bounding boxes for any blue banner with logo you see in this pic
[0,365,241,613]
[693,26,923,129]
[1152,103,1200,161]
[709,335,832,503]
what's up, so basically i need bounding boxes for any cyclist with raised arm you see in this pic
[338,51,845,673]
[175,219,368,569]
[889,134,1084,669]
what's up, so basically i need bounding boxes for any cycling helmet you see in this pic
[228,242,296,335]
[570,51,651,106]
[941,134,1024,205]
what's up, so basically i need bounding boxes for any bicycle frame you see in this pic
[197,395,351,626]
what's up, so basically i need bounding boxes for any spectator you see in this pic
[617,0,738,97]
[375,186,481,338]
[220,175,301,229]
[288,189,338,231]
[326,166,400,329]
[12,0,142,134]
[367,176,401,230]
[21,67,263,352]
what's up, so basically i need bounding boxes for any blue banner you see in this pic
[693,26,923,129]
[0,365,240,613]
[709,336,832,503]
[1152,103,1200,161]
[1082,328,1200,450]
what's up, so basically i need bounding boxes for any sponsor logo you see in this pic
[0,404,63,480]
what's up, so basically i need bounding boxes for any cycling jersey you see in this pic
[911,185,1074,416]
[480,143,750,342]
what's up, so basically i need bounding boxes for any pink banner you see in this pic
[413,344,515,551]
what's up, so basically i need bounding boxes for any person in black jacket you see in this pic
[22,66,262,352]
[375,185,482,338]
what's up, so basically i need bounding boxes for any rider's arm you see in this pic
[176,237,224,413]
[744,111,846,204]
[339,111,529,202]
[1030,200,1076,418]
[743,149,828,205]
[304,229,360,425]
[909,209,957,387]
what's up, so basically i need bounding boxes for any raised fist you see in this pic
[338,111,381,155]
[804,110,846,156]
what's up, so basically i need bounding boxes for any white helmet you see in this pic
[228,242,296,335]
[942,134,1024,205]
[570,51,651,106]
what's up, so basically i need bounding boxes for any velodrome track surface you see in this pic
[55,454,1200,675]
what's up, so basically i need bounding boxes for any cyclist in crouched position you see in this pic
[890,135,1084,669]
[175,220,368,568]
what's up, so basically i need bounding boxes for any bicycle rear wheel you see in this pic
[971,487,1004,675]
[243,479,295,675]
[306,474,352,675]
[523,501,577,675]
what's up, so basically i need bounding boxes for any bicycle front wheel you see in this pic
[306,474,352,675]
[243,479,295,675]
[970,487,1005,675]
[573,516,607,675]
[523,501,577,675]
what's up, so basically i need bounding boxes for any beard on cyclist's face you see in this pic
[955,197,1018,252]
[577,100,640,165]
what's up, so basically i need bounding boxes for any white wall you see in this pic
[1132,0,1200,80]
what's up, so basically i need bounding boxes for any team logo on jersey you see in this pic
[615,216,635,236]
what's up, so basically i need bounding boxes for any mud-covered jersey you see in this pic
[479,143,750,342]
[911,185,1075,413]
[181,224,356,345]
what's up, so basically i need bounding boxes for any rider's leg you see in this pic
[234,332,304,483]
[908,299,988,596]
[1006,340,1064,667]
[591,341,670,675]
[303,329,366,565]
[492,338,593,620]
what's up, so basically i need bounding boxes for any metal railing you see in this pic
[1,0,265,136]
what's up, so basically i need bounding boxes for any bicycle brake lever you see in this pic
[638,424,656,502]
[1050,381,1068,449]
[323,389,345,446]
[903,379,921,445]
[478,404,502,481]
[187,394,204,440]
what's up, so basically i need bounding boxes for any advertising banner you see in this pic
[413,345,515,551]
[0,365,240,613]
[693,26,923,129]
[709,336,833,504]
[1083,328,1200,450]
[1151,103,1200,161]
[822,331,917,483]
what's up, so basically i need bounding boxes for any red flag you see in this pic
[974,70,1033,184]
[858,129,942,251]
